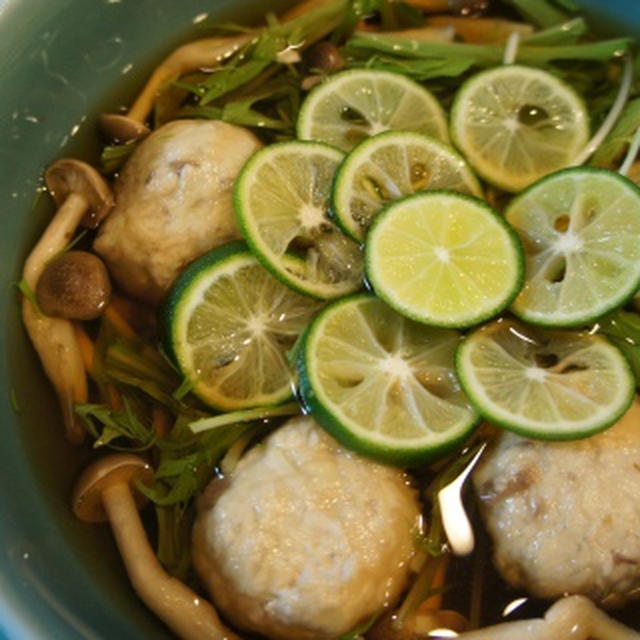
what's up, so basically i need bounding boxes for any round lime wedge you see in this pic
[297,294,479,466]
[456,319,634,440]
[450,64,589,192]
[366,191,524,328]
[332,130,482,242]
[163,242,322,411]
[506,167,640,327]
[297,69,448,151]
[234,140,364,299]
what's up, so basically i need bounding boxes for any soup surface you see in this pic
[9,0,640,638]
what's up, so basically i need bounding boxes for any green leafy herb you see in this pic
[177,0,349,110]
[75,398,157,450]
[591,98,640,166]
[200,59,272,105]
[347,31,631,68]
[345,51,475,81]
[332,0,423,43]
[189,401,300,434]
[101,141,138,174]
[523,16,587,46]
[598,309,640,385]
[10,388,20,413]
[500,0,572,28]
[15,279,41,314]
[394,553,449,627]
[337,612,381,640]
[138,418,263,576]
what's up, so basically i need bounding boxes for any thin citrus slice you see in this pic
[366,191,524,328]
[234,140,363,299]
[297,294,479,466]
[163,242,323,411]
[332,130,482,242]
[297,69,448,151]
[506,167,640,327]
[450,64,589,192]
[456,319,634,440]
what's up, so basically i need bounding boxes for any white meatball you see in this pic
[193,416,421,639]
[474,399,640,608]
[94,120,261,303]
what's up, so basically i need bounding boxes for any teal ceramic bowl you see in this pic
[0,1,639,638]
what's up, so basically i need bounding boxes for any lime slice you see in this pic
[456,319,634,440]
[506,167,640,327]
[234,140,363,300]
[332,131,483,242]
[163,242,322,411]
[450,65,589,192]
[297,69,448,151]
[366,191,524,329]
[297,294,479,466]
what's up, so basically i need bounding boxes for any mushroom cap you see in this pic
[72,453,154,523]
[99,114,151,143]
[45,158,114,228]
[36,250,112,320]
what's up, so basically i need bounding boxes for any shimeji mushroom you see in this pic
[22,159,114,443]
[72,454,239,640]
[99,0,350,142]
[456,596,638,640]
[99,34,253,142]
[36,250,112,320]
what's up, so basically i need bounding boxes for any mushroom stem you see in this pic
[22,192,90,444]
[101,481,239,640]
[457,595,639,640]
[23,192,88,286]
[126,35,252,125]
[103,0,351,141]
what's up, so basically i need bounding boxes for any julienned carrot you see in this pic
[421,553,450,611]
[74,325,96,377]
[152,406,172,439]
[104,304,138,341]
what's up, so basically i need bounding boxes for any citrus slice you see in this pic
[297,294,479,466]
[506,167,640,327]
[332,131,483,242]
[234,140,363,299]
[365,191,524,328]
[163,242,323,411]
[450,64,589,192]
[456,319,634,440]
[297,69,448,151]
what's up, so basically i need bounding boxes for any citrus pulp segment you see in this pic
[332,131,483,242]
[450,65,589,192]
[456,319,634,440]
[234,141,364,299]
[163,242,323,411]
[365,191,524,328]
[297,294,479,466]
[297,69,449,151]
[506,168,640,327]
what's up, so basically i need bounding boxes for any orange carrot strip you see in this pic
[152,406,172,439]
[104,305,138,341]
[107,384,123,411]
[422,553,450,611]
[74,324,96,377]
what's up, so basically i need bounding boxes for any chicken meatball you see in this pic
[94,119,261,303]
[474,399,640,608]
[193,416,422,640]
